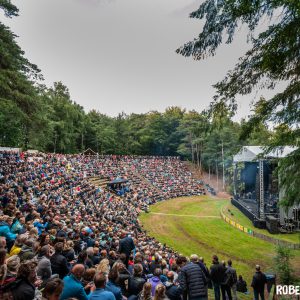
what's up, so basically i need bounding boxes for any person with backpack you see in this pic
[220,261,232,300]
[251,265,267,300]
[227,260,237,300]
[210,255,225,300]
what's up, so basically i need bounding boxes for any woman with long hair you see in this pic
[0,248,7,285]
[42,277,64,300]
[2,255,20,285]
[63,240,75,262]
[153,284,169,300]
[139,282,152,300]
[97,258,110,277]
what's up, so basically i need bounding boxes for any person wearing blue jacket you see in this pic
[33,218,48,235]
[105,268,123,300]
[88,272,116,300]
[0,216,17,249]
[60,264,93,300]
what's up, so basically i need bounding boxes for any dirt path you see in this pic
[174,218,267,269]
[184,162,232,199]
[150,212,220,218]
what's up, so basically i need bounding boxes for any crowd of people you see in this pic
[0,150,269,300]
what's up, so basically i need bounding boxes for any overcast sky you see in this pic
[3,0,267,118]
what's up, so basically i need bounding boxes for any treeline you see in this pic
[1,1,298,207]
[0,1,271,168]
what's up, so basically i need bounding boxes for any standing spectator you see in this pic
[119,232,135,268]
[220,261,232,300]
[89,272,116,300]
[251,265,267,300]
[50,242,69,279]
[210,255,225,300]
[165,271,181,300]
[60,264,92,300]
[176,255,207,300]
[190,255,210,282]
[227,260,237,300]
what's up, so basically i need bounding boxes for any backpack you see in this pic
[222,270,234,287]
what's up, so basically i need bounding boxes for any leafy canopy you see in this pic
[177,0,300,206]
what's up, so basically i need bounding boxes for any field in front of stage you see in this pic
[139,195,300,298]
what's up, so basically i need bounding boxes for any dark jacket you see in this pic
[197,262,210,280]
[149,261,161,274]
[227,266,237,285]
[50,251,69,279]
[251,271,267,292]
[237,279,248,293]
[210,262,225,284]
[178,262,207,300]
[165,282,182,300]
[128,276,146,296]
[118,236,135,257]
[12,277,35,300]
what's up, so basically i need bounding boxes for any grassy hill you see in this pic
[139,196,300,299]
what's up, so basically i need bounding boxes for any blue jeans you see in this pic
[213,282,221,300]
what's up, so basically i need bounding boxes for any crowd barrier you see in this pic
[220,210,300,250]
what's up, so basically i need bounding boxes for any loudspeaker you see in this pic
[266,215,279,234]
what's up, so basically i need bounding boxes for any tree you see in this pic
[0,0,18,18]
[0,2,43,149]
[177,0,300,206]
[274,245,295,284]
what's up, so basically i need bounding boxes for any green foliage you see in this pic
[177,0,300,206]
[274,245,295,284]
[0,0,18,18]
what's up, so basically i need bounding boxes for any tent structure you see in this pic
[81,148,98,156]
[233,146,296,163]
[107,178,128,186]
[0,147,21,153]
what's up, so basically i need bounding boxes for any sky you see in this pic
[2,0,269,119]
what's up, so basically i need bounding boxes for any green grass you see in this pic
[139,196,300,300]
[223,203,300,244]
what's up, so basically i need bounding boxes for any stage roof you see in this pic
[233,146,297,162]
[0,147,21,152]
[107,178,128,185]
